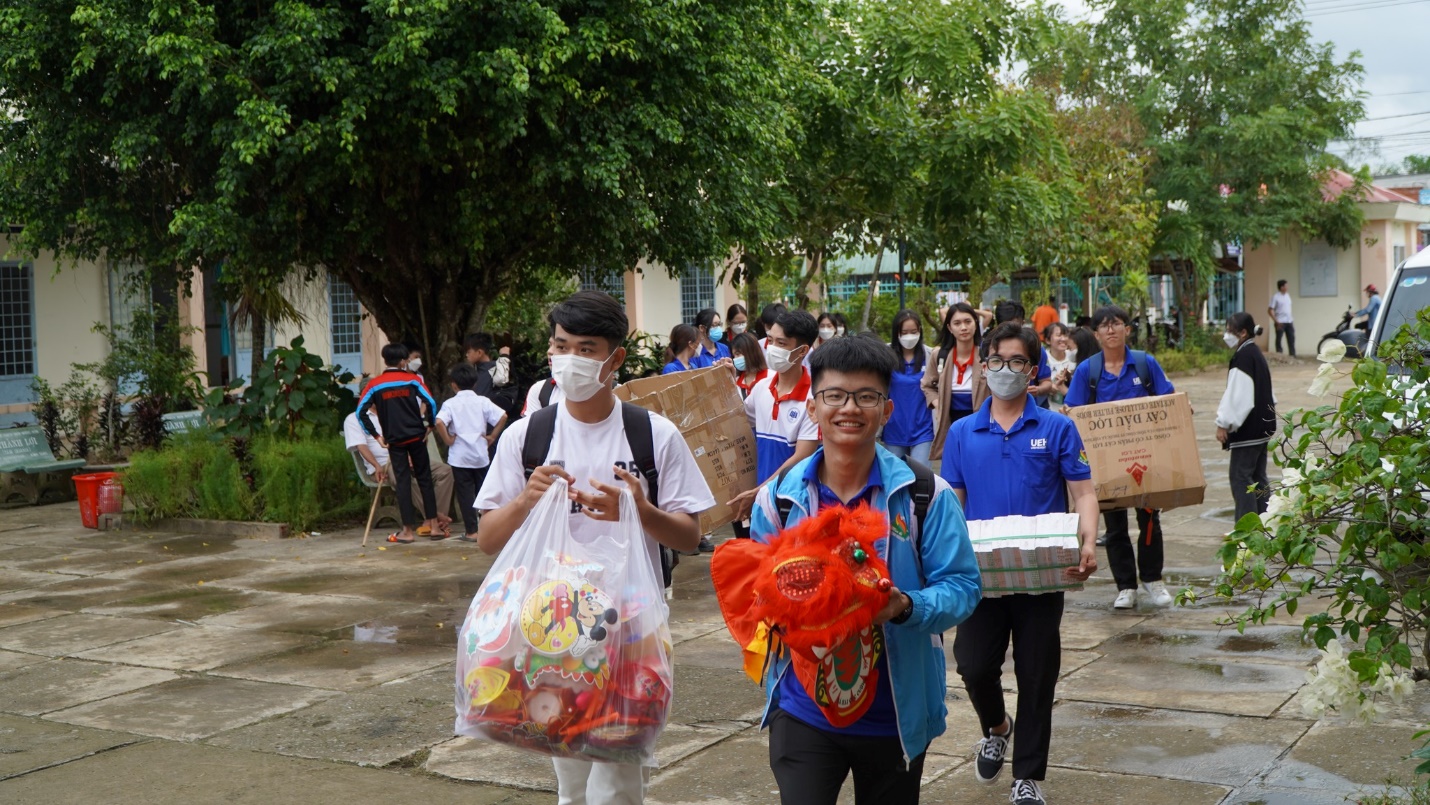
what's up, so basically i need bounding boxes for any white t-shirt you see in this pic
[343,411,388,475]
[475,401,716,578]
[436,390,506,469]
[1271,291,1293,324]
[522,379,565,415]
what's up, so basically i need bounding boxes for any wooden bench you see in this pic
[0,428,87,506]
[161,410,207,435]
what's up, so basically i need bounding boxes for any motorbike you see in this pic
[1317,306,1367,359]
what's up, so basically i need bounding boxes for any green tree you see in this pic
[0,0,807,384]
[1059,0,1365,322]
[1402,155,1430,174]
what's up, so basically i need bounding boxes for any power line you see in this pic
[1362,109,1430,122]
[1305,0,1428,15]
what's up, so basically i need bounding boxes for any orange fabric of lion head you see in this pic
[712,503,891,664]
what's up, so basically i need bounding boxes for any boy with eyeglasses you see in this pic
[1062,305,1176,610]
[939,323,1100,805]
[750,333,981,805]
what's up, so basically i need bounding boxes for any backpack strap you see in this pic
[620,402,659,508]
[539,378,556,408]
[1086,351,1104,400]
[1128,349,1153,392]
[774,466,797,526]
[521,404,559,481]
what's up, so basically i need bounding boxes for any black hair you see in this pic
[773,309,819,348]
[1225,312,1264,341]
[1042,321,1070,342]
[983,322,1040,365]
[1091,305,1131,328]
[548,290,628,350]
[1074,314,1092,329]
[664,323,699,365]
[1276,279,1288,290]
[726,304,748,340]
[1070,327,1099,366]
[694,308,720,332]
[464,332,494,356]
[810,332,900,393]
[405,343,423,357]
[449,362,481,391]
[938,302,983,351]
[381,343,410,367]
[1049,296,1058,306]
[730,331,767,373]
[890,309,926,371]
[831,312,848,333]
[760,303,786,327]
[817,312,836,330]
[994,300,1025,325]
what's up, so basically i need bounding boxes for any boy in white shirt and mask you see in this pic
[475,290,715,805]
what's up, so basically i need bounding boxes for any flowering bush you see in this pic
[1211,308,1430,721]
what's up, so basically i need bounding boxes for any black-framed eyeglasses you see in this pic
[1096,320,1126,332]
[984,356,1032,373]
[814,388,886,408]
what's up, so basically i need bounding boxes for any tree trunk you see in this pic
[794,249,824,310]
[250,313,267,381]
[861,233,891,332]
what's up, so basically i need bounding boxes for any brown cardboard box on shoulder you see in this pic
[614,366,757,533]
[1066,391,1206,511]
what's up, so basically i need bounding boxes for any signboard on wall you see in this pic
[1299,241,1338,298]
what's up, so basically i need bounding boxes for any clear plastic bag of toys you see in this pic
[455,478,674,766]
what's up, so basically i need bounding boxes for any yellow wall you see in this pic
[1243,233,1362,354]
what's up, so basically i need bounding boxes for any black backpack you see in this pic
[1084,349,1152,400]
[772,456,937,575]
[520,402,677,587]
[538,378,557,408]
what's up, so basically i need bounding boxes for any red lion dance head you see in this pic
[712,503,892,664]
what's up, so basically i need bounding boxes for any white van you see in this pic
[1366,247,1430,360]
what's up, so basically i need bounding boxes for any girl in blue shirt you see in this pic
[692,308,732,368]
[662,323,700,375]
[881,310,936,464]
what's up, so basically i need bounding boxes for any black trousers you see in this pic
[953,592,1064,781]
[1103,508,1164,590]
[388,440,437,528]
[1229,444,1270,524]
[451,465,488,535]
[768,709,925,805]
[1274,322,1296,356]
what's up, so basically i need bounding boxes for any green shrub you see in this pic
[1154,348,1228,374]
[252,436,364,530]
[206,336,356,440]
[194,445,256,521]
[122,431,256,522]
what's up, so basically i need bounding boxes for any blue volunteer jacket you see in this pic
[750,446,982,764]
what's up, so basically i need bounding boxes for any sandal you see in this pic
[454,535,478,543]
[386,533,415,544]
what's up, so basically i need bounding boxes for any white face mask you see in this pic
[985,367,1029,401]
[767,345,801,373]
[836,327,846,337]
[898,334,921,350]
[818,327,836,341]
[731,323,747,336]
[1223,332,1241,349]
[550,353,614,402]
[407,358,422,373]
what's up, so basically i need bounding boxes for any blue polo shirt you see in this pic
[662,358,696,375]
[691,341,731,369]
[939,396,1091,519]
[882,357,935,447]
[1062,347,1174,407]
[775,456,899,737]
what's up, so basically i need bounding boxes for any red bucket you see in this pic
[72,472,118,529]
[98,476,125,515]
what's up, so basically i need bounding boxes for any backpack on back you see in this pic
[1084,349,1152,400]
[520,402,677,587]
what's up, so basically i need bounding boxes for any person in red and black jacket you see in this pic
[357,344,440,543]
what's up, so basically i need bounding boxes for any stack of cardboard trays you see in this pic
[614,366,757,534]
[968,513,1083,597]
[1064,391,1206,511]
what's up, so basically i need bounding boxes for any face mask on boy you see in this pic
[550,353,615,402]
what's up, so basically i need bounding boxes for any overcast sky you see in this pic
[1052,0,1430,173]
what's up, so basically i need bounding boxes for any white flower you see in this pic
[1261,489,1296,524]
[1318,340,1347,364]
[1309,362,1337,397]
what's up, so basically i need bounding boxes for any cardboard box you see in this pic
[615,367,757,533]
[1066,392,1206,511]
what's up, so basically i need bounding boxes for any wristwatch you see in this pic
[890,594,914,625]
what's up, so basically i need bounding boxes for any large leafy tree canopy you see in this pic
[1057,0,1365,318]
[0,0,805,379]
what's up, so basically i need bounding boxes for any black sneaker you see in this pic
[698,537,715,553]
[1095,531,1108,546]
[1010,779,1046,805]
[975,716,1013,783]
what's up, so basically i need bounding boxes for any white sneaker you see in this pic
[1142,580,1174,607]
[1112,588,1137,609]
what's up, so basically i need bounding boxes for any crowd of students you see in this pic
[337,288,1277,805]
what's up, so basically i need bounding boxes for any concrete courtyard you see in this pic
[0,358,1425,804]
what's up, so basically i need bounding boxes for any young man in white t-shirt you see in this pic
[342,409,455,537]
[435,363,509,542]
[1268,279,1295,357]
[475,290,715,805]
